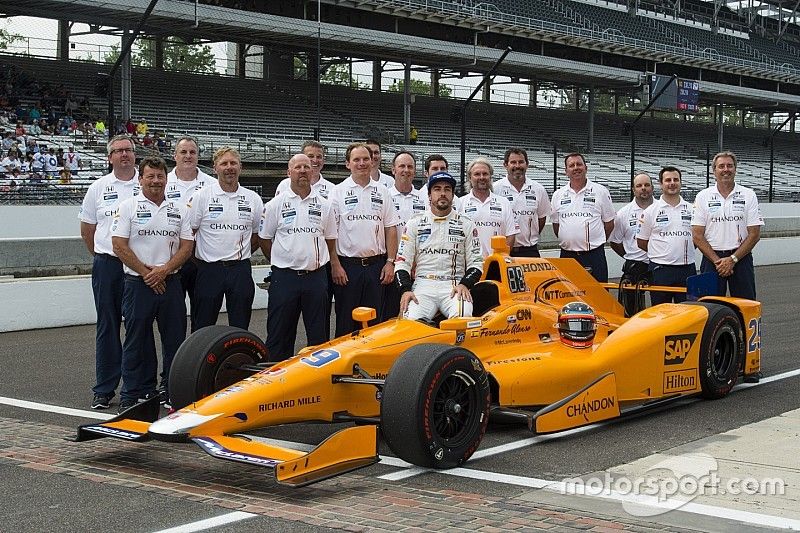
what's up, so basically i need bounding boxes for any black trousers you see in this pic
[194,259,255,331]
[650,263,696,305]
[560,246,608,283]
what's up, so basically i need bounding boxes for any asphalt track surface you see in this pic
[1,263,799,532]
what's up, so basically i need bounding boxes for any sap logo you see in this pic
[664,334,697,365]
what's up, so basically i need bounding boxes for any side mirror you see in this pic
[352,307,377,329]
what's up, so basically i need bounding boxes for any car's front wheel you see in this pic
[169,326,267,410]
[381,344,490,468]
[694,303,744,399]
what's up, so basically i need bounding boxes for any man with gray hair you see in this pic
[79,134,139,410]
[458,157,518,256]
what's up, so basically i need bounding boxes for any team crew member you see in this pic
[692,151,763,300]
[637,167,695,305]
[166,136,215,332]
[259,154,337,361]
[64,146,83,176]
[275,140,335,199]
[111,156,193,412]
[383,151,427,320]
[329,143,400,335]
[79,134,139,410]
[188,147,263,330]
[365,139,395,188]
[610,172,653,314]
[494,147,551,257]
[396,172,482,320]
[459,157,518,257]
[550,153,615,282]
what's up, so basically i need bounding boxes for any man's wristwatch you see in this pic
[386,258,395,264]
[730,254,738,264]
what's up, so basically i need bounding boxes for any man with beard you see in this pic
[458,157,518,257]
[494,147,551,257]
[396,171,482,320]
[259,153,336,361]
[111,156,193,412]
[188,147,263,330]
[550,153,615,282]
[637,167,695,305]
[79,134,139,410]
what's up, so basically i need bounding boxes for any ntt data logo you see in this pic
[560,453,785,517]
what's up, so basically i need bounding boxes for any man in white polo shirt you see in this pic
[166,135,215,332]
[550,152,615,282]
[494,147,551,258]
[329,142,400,335]
[637,166,695,305]
[692,151,763,300]
[79,134,139,410]
[383,150,427,320]
[366,139,395,189]
[259,153,337,361]
[459,157,518,257]
[610,172,653,315]
[112,156,193,412]
[188,147,263,331]
[275,140,334,199]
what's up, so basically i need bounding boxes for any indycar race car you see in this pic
[76,237,762,487]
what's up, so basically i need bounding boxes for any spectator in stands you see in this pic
[637,167,695,305]
[142,133,154,149]
[365,139,395,188]
[188,146,263,331]
[28,121,41,136]
[610,172,653,315]
[125,119,136,136]
[494,147,551,258]
[259,153,337,361]
[64,93,79,115]
[328,142,400,336]
[2,132,13,152]
[112,156,193,412]
[1,149,21,175]
[409,126,418,144]
[64,146,82,176]
[79,134,139,410]
[550,153,615,283]
[136,119,148,138]
[19,153,32,177]
[155,133,166,154]
[459,157,518,257]
[383,150,426,320]
[275,140,334,199]
[166,135,215,332]
[692,151,763,300]
[43,147,59,179]
[95,118,106,136]
[58,167,72,184]
[14,121,25,140]
[28,105,41,123]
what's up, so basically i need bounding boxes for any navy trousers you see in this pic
[650,263,696,305]
[511,244,540,258]
[333,256,385,337]
[120,275,186,401]
[91,254,124,398]
[560,246,609,283]
[701,251,756,300]
[194,259,255,331]
[266,266,330,362]
[179,259,199,332]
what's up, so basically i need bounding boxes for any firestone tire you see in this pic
[692,303,744,399]
[169,325,267,410]
[381,343,490,468]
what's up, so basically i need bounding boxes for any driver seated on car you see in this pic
[395,172,483,320]
[556,302,597,348]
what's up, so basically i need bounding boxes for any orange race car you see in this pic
[76,238,762,487]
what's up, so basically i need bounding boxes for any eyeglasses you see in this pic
[111,148,134,154]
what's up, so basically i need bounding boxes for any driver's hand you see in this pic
[399,291,418,316]
[451,283,472,303]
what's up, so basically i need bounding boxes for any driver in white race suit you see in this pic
[395,172,483,319]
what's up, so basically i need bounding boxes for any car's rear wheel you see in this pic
[694,303,744,399]
[169,326,267,410]
[381,344,490,468]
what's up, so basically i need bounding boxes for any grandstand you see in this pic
[1,0,800,203]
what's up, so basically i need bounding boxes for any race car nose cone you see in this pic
[149,411,222,437]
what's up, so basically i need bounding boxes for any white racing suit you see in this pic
[395,210,483,320]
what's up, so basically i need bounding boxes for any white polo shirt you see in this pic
[329,176,400,257]
[458,191,519,257]
[691,184,764,251]
[638,197,694,265]
[550,180,615,251]
[259,189,336,271]
[275,175,334,199]
[79,171,140,255]
[188,181,264,262]
[372,171,395,189]
[112,196,193,276]
[166,168,215,204]
[610,199,649,262]
[493,177,551,247]
[389,186,427,238]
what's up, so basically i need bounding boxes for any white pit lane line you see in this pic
[2,367,800,530]
[151,511,256,533]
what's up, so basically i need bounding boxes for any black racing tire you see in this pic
[692,303,744,399]
[380,344,490,468]
[169,325,267,410]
